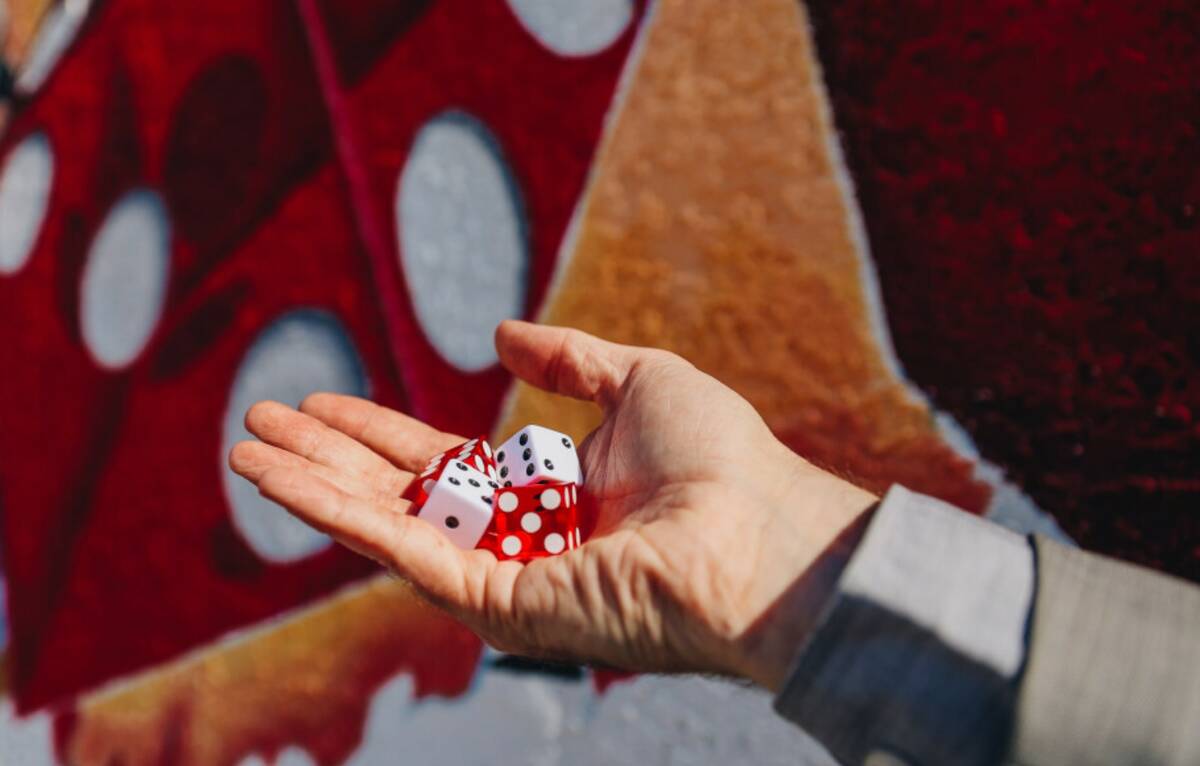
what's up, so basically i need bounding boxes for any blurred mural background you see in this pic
[0,0,1197,763]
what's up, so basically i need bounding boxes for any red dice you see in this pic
[411,432,586,562]
[483,483,580,562]
[412,436,497,505]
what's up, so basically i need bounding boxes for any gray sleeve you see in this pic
[774,486,1035,765]
[1009,536,1200,765]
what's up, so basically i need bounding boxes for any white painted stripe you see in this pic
[222,310,368,562]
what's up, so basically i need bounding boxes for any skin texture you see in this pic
[229,321,878,692]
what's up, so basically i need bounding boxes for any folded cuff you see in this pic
[774,486,1035,765]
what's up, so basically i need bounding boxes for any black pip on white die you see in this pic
[416,462,496,550]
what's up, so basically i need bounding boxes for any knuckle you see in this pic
[264,467,298,494]
[547,332,578,389]
[295,422,322,458]
[645,347,687,369]
[299,391,330,413]
[354,402,383,441]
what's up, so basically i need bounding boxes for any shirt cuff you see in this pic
[774,485,1035,765]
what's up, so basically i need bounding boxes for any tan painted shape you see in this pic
[2,0,55,66]
[69,577,480,766]
[498,0,990,512]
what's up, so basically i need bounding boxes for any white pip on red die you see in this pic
[484,482,581,561]
[414,436,497,505]
[495,425,581,487]
[421,436,496,481]
[415,460,500,550]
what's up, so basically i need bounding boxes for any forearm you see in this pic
[770,485,1200,765]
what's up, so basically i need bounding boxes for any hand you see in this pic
[229,321,877,691]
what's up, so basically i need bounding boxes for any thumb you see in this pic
[494,321,641,409]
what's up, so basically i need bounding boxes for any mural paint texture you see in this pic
[0,0,1196,763]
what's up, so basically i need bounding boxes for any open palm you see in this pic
[230,321,875,690]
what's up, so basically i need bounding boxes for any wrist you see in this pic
[734,464,878,692]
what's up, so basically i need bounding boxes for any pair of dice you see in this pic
[412,425,584,561]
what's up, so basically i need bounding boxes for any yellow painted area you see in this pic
[70,577,477,766]
[3,0,55,66]
[497,0,988,510]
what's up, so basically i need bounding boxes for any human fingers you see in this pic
[245,400,409,498]
[229,440,409,510]
[257,467,479,611]
[298,393,463,472]
[494,321,649,411]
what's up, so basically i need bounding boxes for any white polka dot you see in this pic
[501,535,523,556]
[498,492,519,513]
[79,189,171,369]
[506,0,633,57]
[221,310,368,563]
[572,485,578,504]
[15,0,91,94]
[574,527,582,547]
[473,455,486,472]
[543,533,565,555]
[540,488,561,510]
[0,133,54,276]
[520,512,542,533]
[398,112,527,372]
[488,465,498,481]
[483,441,492,458]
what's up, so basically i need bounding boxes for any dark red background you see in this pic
[809,0,1200,581]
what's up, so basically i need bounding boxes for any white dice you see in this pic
[416,460,498,549]
[495,425,581,487]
